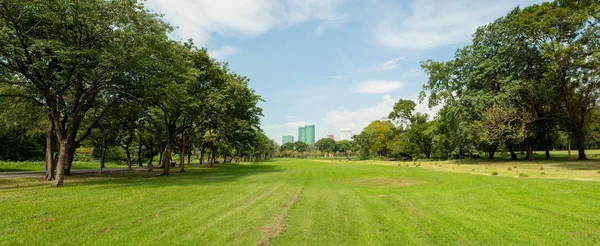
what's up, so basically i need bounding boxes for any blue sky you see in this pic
[145,0,543,144]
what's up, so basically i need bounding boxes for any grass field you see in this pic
[2,158,600,245]
[0,161,123,172]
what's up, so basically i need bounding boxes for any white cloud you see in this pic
[375,0,540,50]
[263,120,311,130]
[400,69,423,78]
[145,0,346,45]
[324,95,396,135]
[374,58,403,71]
[353,80,404,94]
[208,45,239,60]
[324,95,442,135]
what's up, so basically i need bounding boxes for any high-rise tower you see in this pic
[282,135,294,144]
[340,128,352,141]
[297,125,316,144]
[298,126,305,143]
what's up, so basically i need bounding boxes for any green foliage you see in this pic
[315,138,336,154]
[294,142,309,153]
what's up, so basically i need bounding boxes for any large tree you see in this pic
[0,0,171,186]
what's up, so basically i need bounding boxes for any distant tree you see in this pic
[335,140,353,156]
[280,142,295,152]
[294,142,309,156]
[315,138,336,155]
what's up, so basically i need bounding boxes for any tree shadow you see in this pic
[61,162,285,189]
[555,160,600,170]
[0,168,36,172]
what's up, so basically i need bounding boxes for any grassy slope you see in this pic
[1,159,600,245]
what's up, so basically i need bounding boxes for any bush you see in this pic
[540,172,545,175]
[491,172,498,176]
[75,147,94,162]
[358,150,370,160]
[519,173,528,178]
[507,167,512,171]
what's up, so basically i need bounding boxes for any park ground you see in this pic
[2,154,600,245]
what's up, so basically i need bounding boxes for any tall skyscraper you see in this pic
[340,128,352,141]
[327,134,334,140]
[305,125,315,144]
[297,125,316,144]
[282,135,294,144]
[298,126,305,143]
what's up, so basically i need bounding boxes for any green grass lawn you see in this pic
[0,161,124,172]
[2,159,600,245]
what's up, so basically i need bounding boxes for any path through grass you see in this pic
[1,159,600,245]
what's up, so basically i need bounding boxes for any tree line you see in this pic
[276,139,354,158]
[354,0,600,161]
[0,0,276,187]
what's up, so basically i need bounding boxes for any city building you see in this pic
[340,128,352,141]
[327,134,334,140]
[298,126,305,143]
[282,135,294,144]
[297,125,316,144]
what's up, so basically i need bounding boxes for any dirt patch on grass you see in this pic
[351,178,422,187]
[95,226,117,235]
[258,190,302,246]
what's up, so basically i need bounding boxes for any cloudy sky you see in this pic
[145,0,544,144]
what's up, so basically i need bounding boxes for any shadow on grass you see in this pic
[0,168,36,172]
[57,162,285,189]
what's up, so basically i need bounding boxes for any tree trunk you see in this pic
[544,144,550,160]
[187,146,192,165]
[100,135,107,174]
[45,126,55,181]
[507,144,517,160]
[488,145,497,160]
[161,136,174,175]
[568,138,572,156]
[200,144,206,164]
[179,132,186,172]
[209,146,217,168]
[525,140,534,161]
[576,135,587,160]
[137,135,143,167]
[158,144,164,167]
[64,143,76,175]
[147,139,154,172]
[126,149,132,170]
[53,141,71,187]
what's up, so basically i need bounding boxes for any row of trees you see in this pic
[276,139,354,158]
[0,0,275,187]
[275,139,354,158]
[354,0,600,161]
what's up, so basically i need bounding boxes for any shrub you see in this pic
[539,167,544,170]
[507,167,512,171]
[491,172,498,176]
[540,172,545,175]
[519,173,529,178]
